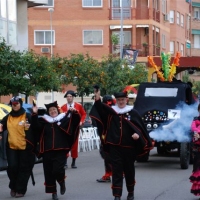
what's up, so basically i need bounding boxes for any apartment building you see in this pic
[28,0,192,63]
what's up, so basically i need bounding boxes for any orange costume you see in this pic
[61,92,86,168]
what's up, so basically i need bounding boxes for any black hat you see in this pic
[114,92,127,98]
[45,101,58,112]
[102,95,113,103]
[38,107,47,116]
[10,96,23,106]
[64,90,76,98]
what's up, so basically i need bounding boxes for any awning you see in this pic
[192,29,200,35]
[192,2,200,8]
[110,25,132,30]
[136,25,149,28]
[27,0,48,8]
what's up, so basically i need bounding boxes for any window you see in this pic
[34,30,55,45]
[0,0,6,19]
[194,35,200,48]
[38,0,54,7]
[181,14,184,27]
[153,0,159,10]
[111,0,131,19]
[83,30,103,45]
[0,20,7,42]
[8,22,17,45]
[82,0,102,7]
[180,44,184,56]
[187,15,190,30]
[194,8,200,19]
[8,0,16,21]
[169,10,174,23]
[162,34,166,48]
[170,41,174,54]
[162,0,167,14]
[177,12,180,25]
[145,88,178,97]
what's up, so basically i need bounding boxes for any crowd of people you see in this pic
[1,89,200,200]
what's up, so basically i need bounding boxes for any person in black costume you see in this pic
[96,95,115,183]
[90,89,152,200]
[0,96,35,198]
[32,101,80,200]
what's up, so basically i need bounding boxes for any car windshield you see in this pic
[144,88,178,97]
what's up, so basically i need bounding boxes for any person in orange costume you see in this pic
[61,90,86,168]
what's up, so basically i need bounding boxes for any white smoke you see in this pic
[149,102,199,142]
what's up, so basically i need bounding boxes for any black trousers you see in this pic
[110,145,136,197]
[6,147,35,194]
[43,150,66,193]
[100,144,112,174]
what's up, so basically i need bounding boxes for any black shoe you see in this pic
[127,194,134,200]
[60,181,66,195]
[52,193,58,200]
[71,164,77,168]
[114,197,121,200]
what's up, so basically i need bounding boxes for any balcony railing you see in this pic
[110,6,160,21]
[111,7,131,20]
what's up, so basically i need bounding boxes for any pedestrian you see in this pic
[61,90,86,168]
[96,95,115,183]
[189,103,200,199]
[0,96,36,198]
[90,89,152,200]
[31,101,81,200]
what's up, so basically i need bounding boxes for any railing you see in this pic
[111,7,131,20]
[110,6,160,21]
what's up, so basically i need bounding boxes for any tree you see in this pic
[99,54,139,95]
[128,63,148,84]
[0,39,22,95]
[0,39,62,102]
[62,53,101,104]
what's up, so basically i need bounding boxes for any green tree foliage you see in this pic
[0,39,148,101]
[128,63,148,84]
[0,39,61,101]
[0,39,22,95]
[99,54,131,95]
[62,53,100,96]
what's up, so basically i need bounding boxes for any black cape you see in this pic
[90,99,152,156]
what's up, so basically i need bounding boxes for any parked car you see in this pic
[0,104,11,121]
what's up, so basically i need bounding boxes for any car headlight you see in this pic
[153,123,158,129]
[147,123,152,128]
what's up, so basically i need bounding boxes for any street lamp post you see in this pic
[48,8,54,102]
[120,0,123,59]
[48,8,54,58]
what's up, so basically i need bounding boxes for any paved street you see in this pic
[0,148,197,200]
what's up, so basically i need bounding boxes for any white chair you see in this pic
[88,127,100,150]
[78,128,92,152]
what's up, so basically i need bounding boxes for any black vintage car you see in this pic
[134,81,196,169]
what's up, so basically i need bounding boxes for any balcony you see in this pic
[191,17,200,29]
[110,6,160,21]
[111,7,131,20]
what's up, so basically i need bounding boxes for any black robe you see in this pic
[31,111,81,157]
[90,99,152,156]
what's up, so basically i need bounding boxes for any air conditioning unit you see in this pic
[164,14,169,21]
[41,47,50,53]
